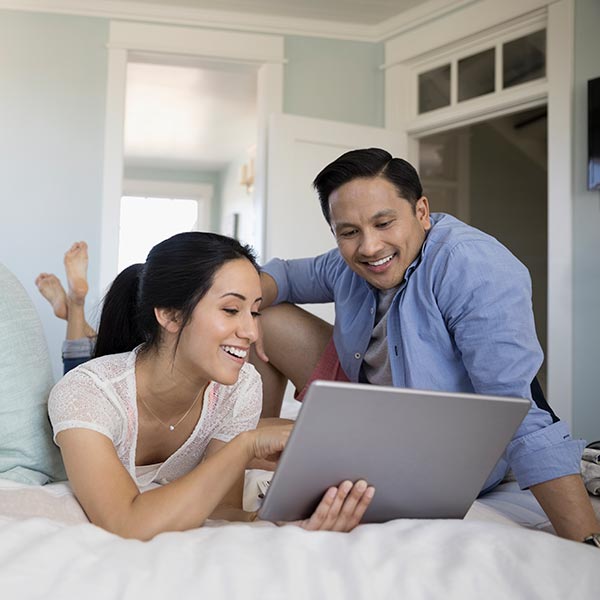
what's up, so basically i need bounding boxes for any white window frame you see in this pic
[384,0,575,422]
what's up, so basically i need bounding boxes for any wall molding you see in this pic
[0,0,481,43]
[109,20,284,63]
[385,0,553,63]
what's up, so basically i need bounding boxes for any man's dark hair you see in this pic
[313,148,423,224]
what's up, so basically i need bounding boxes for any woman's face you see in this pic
[175,258,262,386]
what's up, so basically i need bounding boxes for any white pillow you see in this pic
[0,263,65,484]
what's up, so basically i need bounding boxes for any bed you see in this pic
[1,467,599,599]
[0,264,598,598]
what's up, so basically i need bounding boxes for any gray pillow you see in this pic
[0,263,65,484]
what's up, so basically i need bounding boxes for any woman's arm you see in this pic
[57,425,288,540]
[59,424,374,538]
[204,438,248,521]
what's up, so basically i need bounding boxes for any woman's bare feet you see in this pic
[64,241,89,305]
[63,241,96,339]
[35,273,68,320]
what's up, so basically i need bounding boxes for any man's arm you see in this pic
[259,271,279,309]
[256,253,338,365]
[259,251,340,309]
[530,475,600,541]
[253,272,279,365]
[433,239,595,540]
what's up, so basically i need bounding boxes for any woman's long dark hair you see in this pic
[93,232,258,359]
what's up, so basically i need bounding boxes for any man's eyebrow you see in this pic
[333,209,397,231]
[371,209,396,220]
[219,292,263,304]
[333,221,355,231]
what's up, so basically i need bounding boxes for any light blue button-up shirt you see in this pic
[262,213,584,492]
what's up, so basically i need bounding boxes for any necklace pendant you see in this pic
[169,425,175,431]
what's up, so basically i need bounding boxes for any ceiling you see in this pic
[119,0,426,26]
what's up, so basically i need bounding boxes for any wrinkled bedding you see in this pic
[0,477,598,599]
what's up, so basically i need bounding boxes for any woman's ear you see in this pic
[154,307,181,333]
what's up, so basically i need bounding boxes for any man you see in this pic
[253,147,599,544]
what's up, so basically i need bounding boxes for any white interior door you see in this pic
[266,113,406,324]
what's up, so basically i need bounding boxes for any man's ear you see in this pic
[154,307,181,333]
[416,196,432,231]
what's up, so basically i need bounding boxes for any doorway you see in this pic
[119,55,258,269]
[99,21,284,293]
[419,105,548,389]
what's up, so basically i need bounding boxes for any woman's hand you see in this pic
[247,423,293,462]
[248,418,296,470]
[287,480,375,532]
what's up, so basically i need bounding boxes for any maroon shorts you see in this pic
[295,338,350,401]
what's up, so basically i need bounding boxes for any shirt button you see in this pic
[354,352,361,359]
[370,307,375,315]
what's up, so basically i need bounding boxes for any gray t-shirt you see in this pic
[360,286,399,386]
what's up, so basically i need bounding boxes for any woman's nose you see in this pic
[238,312,258,343]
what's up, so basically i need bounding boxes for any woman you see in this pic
[48,232,373,540]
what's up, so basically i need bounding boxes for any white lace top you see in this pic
[48,348,262,487]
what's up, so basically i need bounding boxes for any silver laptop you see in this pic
[258,380,530,523]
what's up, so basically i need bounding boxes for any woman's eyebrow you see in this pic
[219,292,263,304]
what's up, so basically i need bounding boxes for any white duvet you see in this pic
[0,477,598,600]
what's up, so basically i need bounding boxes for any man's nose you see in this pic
[359,229,384,257]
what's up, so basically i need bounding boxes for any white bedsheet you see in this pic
[0,478,598,599]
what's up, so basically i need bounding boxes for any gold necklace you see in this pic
[139,386,204,432]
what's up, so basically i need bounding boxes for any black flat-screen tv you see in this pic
[589,76,600,190]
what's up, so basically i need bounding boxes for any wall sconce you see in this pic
[240,157,255,195]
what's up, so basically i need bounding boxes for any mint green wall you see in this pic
[0,10,108,380]
[123,166,222,230]
[284,36,385,127]
[572,0,600,441]
[0,11,383,380]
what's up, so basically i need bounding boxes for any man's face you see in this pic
[328,176,431,290]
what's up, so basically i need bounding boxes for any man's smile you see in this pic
[366,253,395,267]
[362,253,397,272]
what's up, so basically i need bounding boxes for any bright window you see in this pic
[118,196,200,272]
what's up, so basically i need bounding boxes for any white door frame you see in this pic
[384,0,575,422]
[99,20,284,293]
